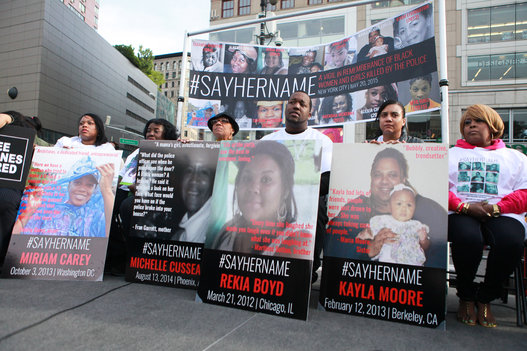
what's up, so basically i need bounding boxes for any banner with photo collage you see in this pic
[197,140,321,320]
[125,141,219,289]
[2,147,122,281]
[320,143,448,329]
[187,1,438,131]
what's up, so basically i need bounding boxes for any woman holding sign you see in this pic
[449,105,527,327]
[371,100,423,143]
[55,113,114,151]
[213,141,312,259]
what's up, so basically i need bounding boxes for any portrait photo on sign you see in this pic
[324,143,448,269]
[205,140,321,260]
[191,40,224,73]
[12,148,121,238]
[186,98,221,128]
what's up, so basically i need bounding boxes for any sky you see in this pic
[98,0,212,55]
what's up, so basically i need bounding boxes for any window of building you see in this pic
[467,52,527,82]
[172,81,175,87]
[493,108,527,143]
[468,3,527,44]
[165,73,169,79]
[371,0,421,8]
[277,15,345,46]
[239,0,251,15]
[267,2,276,11]
[166,62,170,70]
[79,3,86,13]
[210,28,255,44]
[222,0,234,18]
[173,61,176,70]
[171,91,175,98]
[281,0,294,9]
[172,72,176,79]
[160,63,164,71]
[154,63,157,71]
[165,82,168,88]
[308,0,322,4]
[165,91,168,97]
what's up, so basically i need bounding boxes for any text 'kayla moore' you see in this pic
[338,261,424,307]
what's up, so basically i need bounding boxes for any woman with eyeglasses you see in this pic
[207,113,240,141]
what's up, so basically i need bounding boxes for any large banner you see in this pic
[320,143,448,328]
[0,125,35,190]
[2,147,122,281]
[125,140,219,289]
[188,2,438,130]
[197,140,321,320]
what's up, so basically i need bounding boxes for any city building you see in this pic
[58,0,100,30]
[153,52,196,139]
[203,0,527,148]
[0,0,158,152]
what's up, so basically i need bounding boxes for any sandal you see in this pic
[457,300,476,326]
[477,302,497,328]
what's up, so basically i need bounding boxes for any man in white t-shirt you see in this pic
[262,91,333,282]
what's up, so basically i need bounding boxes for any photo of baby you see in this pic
[363,184,430,266]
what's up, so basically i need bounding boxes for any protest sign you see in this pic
[197,140,321,320]
[126,141,219,289]
[188,2,438,130]
[320,143,448,328]
[0,125,35,190]
[2,147,122,281]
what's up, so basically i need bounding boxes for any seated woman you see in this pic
[212,141,312,259]
[449,104,527,328]
[55,113,114,151]
[13,156,115,237]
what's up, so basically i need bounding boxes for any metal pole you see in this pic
[176,30,190,134]
[438,0,449,144]
[259,0,266,45]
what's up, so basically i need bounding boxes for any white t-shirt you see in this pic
[449,145,527,236]
[55,136,115,151]
[261,127,333,173]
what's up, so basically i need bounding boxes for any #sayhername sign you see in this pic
[320,143,448,329]
[198,140,321,320]
[3,147,122,281]
[126,141,219,289]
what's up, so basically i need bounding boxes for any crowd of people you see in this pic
[0,89,525,329]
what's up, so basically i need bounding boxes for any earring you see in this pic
[277,203,287,223]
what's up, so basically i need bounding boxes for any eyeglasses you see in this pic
[212,118,230,125]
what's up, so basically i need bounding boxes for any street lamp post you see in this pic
[258,0,278,45]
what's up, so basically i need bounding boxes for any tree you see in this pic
[114,44,165,87]
[114,45,139,68]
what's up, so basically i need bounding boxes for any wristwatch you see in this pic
[492,204,501,217]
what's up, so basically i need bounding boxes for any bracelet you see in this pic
[456,202,464,214]
[462,203,470,214]
[492,204,501,217]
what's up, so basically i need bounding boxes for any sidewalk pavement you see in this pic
[1,274,526,350]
